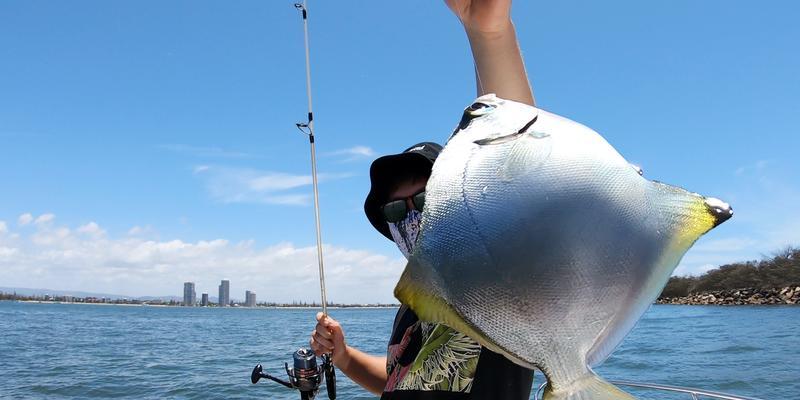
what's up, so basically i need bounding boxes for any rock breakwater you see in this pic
[657,286,800,305]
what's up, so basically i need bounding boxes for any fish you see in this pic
[394,94,732,400]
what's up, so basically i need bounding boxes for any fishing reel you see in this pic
[251,348,336,400]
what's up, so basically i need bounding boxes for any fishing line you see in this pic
[474,62,485,96]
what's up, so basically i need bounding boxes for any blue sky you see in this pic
[1,1,798,302]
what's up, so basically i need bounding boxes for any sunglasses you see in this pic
[381,191,426,223]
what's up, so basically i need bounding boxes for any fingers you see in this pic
[315,322,334,340]
[310,329,334,355]
[311,313,344,356]
[316,313,343,336]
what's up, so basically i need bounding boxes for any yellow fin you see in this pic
[543,372,636,400]
[394,262,534,369]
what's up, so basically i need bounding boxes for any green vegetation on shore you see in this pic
[660,247,800,298]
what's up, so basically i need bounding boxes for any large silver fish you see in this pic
[394,94,732,399]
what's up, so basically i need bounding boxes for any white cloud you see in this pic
[77,222,106,238]
[0,218,405,304]
[196,166,352,206]
[18,213,33,226]
[127,225,155,236]
[158,144,254,159]
[0,221,6,234]
[32,226,70,246]
[0,247,18,259]
[249,172,314,192]
[253,194,311,206]
[326,146,377,162]
[34,213,55,225]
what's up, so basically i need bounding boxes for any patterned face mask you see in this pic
[388,210,422,259]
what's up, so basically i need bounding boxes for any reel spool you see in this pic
[251,348,336,400]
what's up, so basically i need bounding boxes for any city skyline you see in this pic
[0,285,400,306]
[182,280,258,307]
[183,280,260,306]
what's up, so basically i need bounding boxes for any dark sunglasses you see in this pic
[381,191,426,223]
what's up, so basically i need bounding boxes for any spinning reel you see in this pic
[251,348,336,400]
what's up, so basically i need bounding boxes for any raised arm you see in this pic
[445,0,535,106]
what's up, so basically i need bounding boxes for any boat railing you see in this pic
[533,380,763,400]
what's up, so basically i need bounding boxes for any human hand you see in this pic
[444,0,513,36]
[310,312,350,369]
[444,0,534,106]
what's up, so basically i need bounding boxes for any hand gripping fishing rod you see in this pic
[251,2,335,399]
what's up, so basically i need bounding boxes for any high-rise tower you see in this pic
[183,282,196,306]
[218,280,230,307]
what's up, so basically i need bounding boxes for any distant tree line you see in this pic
[660,247,800,298]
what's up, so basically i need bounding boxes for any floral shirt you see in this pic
[381,305,534,400]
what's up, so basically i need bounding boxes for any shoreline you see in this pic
[10,300,399,309]
[657,286,799,305]
[11,287,800,308]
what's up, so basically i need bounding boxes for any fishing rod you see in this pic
[252,2,335,399]
[293,0,329,320]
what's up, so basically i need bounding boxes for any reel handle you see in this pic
[251,364,294,388]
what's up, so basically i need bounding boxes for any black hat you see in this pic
[364,142,443,240]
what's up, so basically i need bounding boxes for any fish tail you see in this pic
[649,182,732,247]
[543,373,636,400]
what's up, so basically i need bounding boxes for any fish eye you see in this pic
[468,102,490,111]
[449,101,497,142]
[467,102,495,115]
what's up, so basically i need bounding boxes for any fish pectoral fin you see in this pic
[544,372,636,400]
[394,260,500,361]
[396,259,538,370]
[394,260,459,329]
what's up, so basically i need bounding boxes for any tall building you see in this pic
[201,293,209,307]
[245,290,256,307]
[183,282,196,306]
[218,279,230,307]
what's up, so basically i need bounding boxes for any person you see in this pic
[310,0,536,398]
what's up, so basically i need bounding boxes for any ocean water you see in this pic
[0,302,797,399]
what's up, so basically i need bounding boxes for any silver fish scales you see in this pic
[395,94,732,400]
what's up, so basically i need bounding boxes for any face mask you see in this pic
[388,210,422,259]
